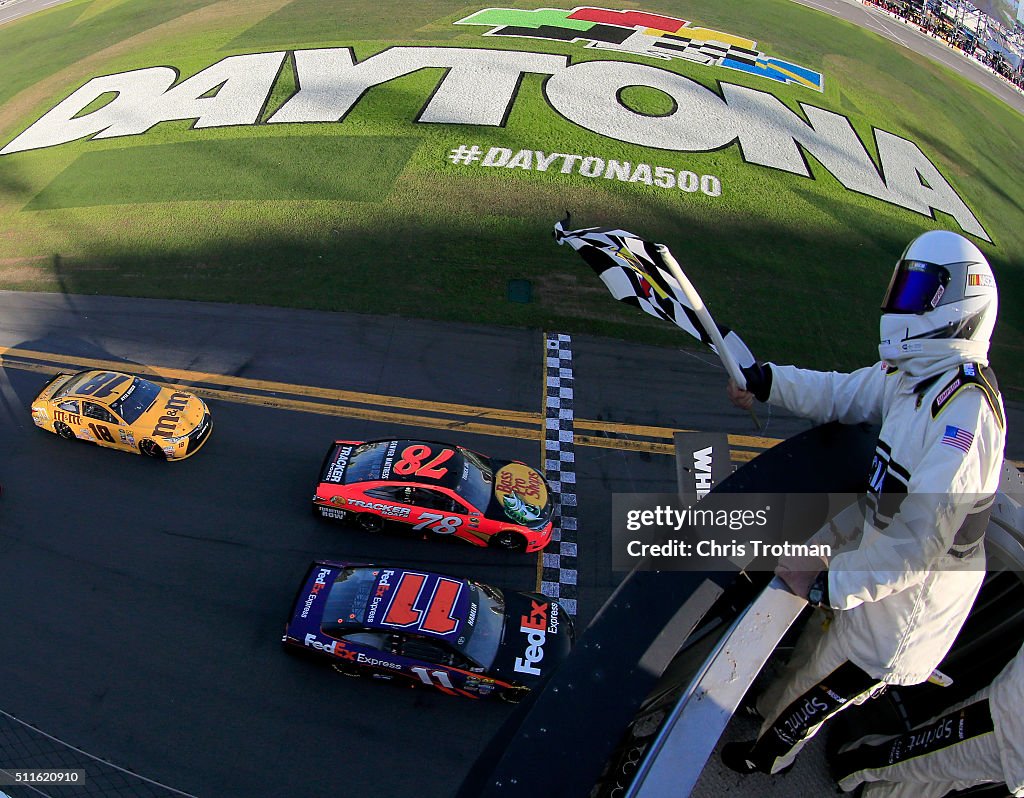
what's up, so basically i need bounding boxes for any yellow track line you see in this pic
[1,345,777,456]
[4,348,1019,469]
[0,345,539,424]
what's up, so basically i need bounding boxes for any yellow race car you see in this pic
[31,369,212,461]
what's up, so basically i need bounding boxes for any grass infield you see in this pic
[0,0,1021,394]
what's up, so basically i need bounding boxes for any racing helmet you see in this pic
[879,230,997,364]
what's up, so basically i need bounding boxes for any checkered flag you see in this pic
[553,215,756,374]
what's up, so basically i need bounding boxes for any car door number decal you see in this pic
[381,572,462,635]
[88,423,116,443]
[77,372,129,399]
[410,667,455,689]
[394,445,455,479]
[412,512,462,535]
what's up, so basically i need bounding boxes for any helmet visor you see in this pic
[881,260,951,314]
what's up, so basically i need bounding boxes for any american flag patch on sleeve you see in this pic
[942,425,974,453]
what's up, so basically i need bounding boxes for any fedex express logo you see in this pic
[0,8,987,240]
[514,600,560,676]
[299,567,332,619]
[364,569,395,624]
[304,633,357,661]
[302,633,402,670]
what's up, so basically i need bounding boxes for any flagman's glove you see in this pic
[775,553,830,607]
[807,572,830,609]
[740,363,772,402]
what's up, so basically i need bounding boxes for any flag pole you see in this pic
[656,245,761,428]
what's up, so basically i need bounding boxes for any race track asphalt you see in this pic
[0,291,804,797]
[1,292,1021,797]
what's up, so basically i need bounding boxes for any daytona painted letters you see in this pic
[0,45,987,239]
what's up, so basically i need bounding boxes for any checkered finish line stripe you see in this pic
[541,332,578,616]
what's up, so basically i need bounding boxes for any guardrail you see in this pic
[625,578,806,797]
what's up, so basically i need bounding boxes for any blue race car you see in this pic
[283,560,574,701]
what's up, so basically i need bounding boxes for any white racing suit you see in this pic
[835,641,1024,797]
[746,358,1006,774]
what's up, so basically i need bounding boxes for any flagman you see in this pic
[721,230,1006,776]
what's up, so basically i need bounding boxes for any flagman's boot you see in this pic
[720,741,761,774]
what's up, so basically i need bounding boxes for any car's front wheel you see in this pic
[490,530,527,552]
[54,421,76,440]
[356,513,383,533]
[138,439,166,459]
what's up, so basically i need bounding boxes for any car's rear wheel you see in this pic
[54,421,76,440]
[356,513,383,533]
[491,530,527,552]
[138,439,166,459]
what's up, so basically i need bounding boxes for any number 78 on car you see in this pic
[313,439,554,553]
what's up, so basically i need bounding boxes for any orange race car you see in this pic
[31,369,212,461]
[313,439,554,553]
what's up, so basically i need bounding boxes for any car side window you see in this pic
[57,400,80,414]
[398,635,449,664]
[364,486,405,502]
[339,631,393,650]
[81,402,118,424]
[398,636,471,669]
[448,496,471,514]
[412,488,456,512]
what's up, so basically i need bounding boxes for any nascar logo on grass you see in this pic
[0,7,986,240]
[455,7,825,91]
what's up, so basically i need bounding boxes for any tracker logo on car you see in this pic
[325,446,352,483]
[513,599,553,676]
[346,499,411,518]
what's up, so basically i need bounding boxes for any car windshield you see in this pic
[343,441,393,484]
[109,378,163,424]
[458,582,505,668]
[320,568,376,636]
[453,449,494,511]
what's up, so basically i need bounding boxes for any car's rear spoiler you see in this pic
[35,371,73,400]
[318,441,359,484]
